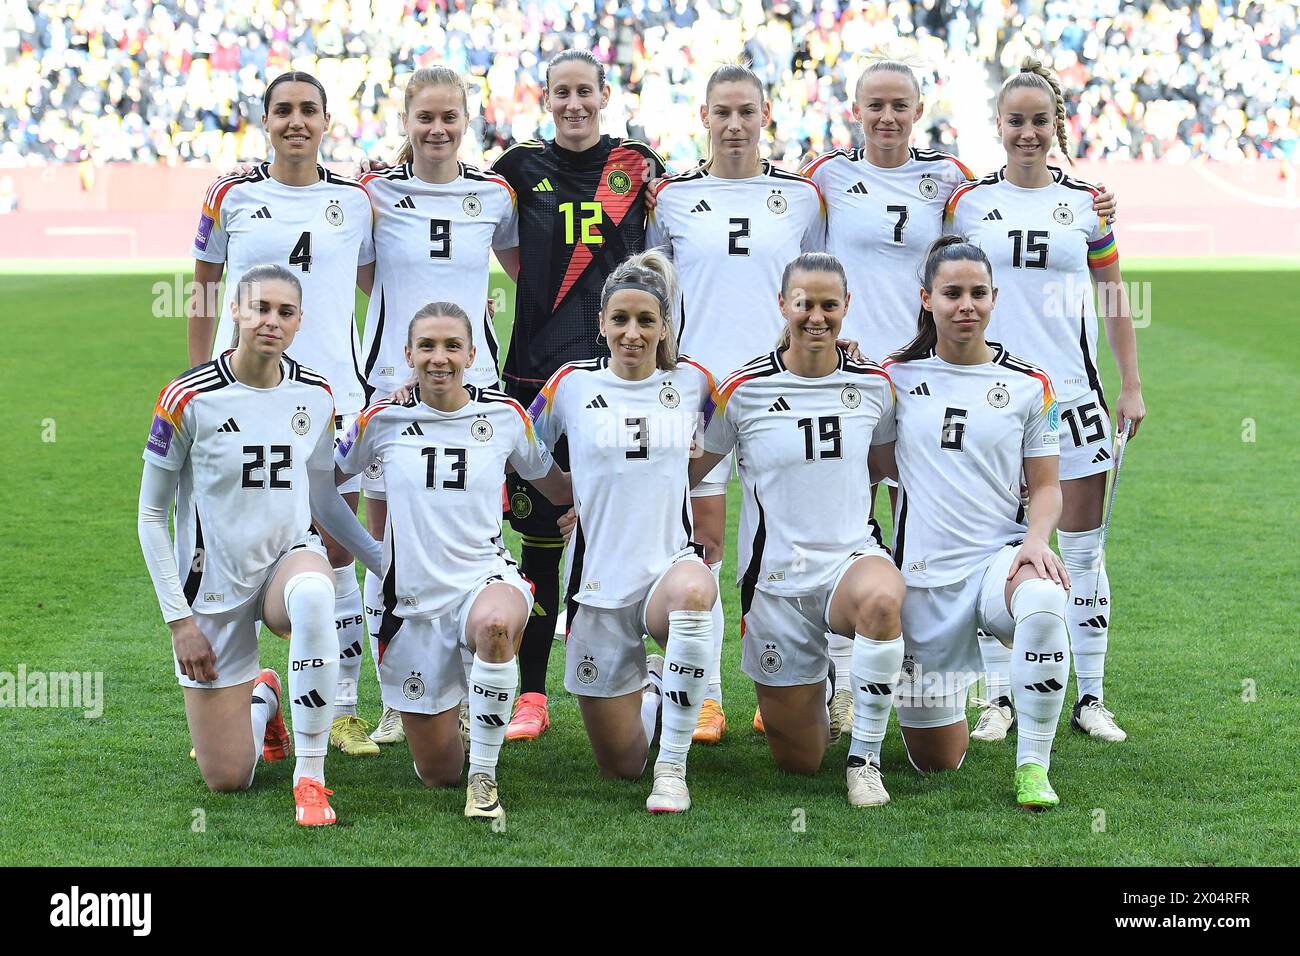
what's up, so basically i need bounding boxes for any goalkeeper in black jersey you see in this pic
[490,50,665,740]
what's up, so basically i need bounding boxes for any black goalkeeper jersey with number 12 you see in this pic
[491,135,665,393]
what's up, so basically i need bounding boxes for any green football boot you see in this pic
[1014,763,1060,810]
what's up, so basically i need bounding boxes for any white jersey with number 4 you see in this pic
[945,167,1118,403]
[802,147,972,358]
[530,356,715,608]
[143,350,336,614]
[702,347,895,596]
[192,163,376,415]
[646,161,826,382]
[360,162,518,396]
[335,384,552,623]
[885,344,1059,587]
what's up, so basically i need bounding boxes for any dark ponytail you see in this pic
[890,236,993,364]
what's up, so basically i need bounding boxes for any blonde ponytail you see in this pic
[997,55,1073,164]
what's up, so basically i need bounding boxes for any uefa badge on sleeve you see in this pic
[325,202,344,226]
[841,385,862,409]
[918,177,939,199]
[987,384,1010,408]
[767,190,788,214]
[1053,203,1074,225]
[291,406,311,435]
[659,384,680,408]
[463,194,483,217]
[470,416,493,442]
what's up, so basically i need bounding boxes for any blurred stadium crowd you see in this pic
[2,0,1296,169]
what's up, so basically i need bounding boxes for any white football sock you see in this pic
[250,674,278,750]
[332,566,363,716]
[1058,527,1109,703]
[705,561,724,704]
[978,630,1013,703]
[1009,579,1069,770]
[659,610,712,766]
[641,666,662,749]
[827,633,854,694]
[285,571,337,786]
[849,634,903,761]
[362,567,383,683]
[468,656,516,778]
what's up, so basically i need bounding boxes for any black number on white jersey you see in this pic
[940,408,967,451]
[422,447,468,489]
[241,445,293,488]
[797,416,842,461]
[429,219,451,259]
[625,417,649,460]
[1061,401,1105,446]
[289,231,312,273]
[728,218,750,256]
[1008,229,1049,269]
[887,204,909,244]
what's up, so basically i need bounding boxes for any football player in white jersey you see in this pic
[139,265,383,826]
[535,251,717,813]
[692,254,904,807]
[335,302,570,819]
[946,58,1146,743]
[646,64,827,746]
[356,67,519,746]
[877,237,1073,809]
[187,72,380,758]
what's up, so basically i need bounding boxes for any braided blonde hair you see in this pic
[996,56,1072,164]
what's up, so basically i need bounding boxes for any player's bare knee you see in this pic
[203,763,255,793]
[855,589,902,637]
[773,748,823,775]
[678,575,715,612]
[474,616,514,662]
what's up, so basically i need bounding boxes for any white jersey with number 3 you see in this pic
[702,347,895,596]
[885,345,1059,587]
[192,163,376,415]
[530,357,716,608]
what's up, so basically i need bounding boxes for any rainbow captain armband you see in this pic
[1087,232,1118,269]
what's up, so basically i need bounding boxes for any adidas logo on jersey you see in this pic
[846,181,869,195]
[251,206,272,219]
[768,397,791,412]
[533,178,554,192]
[394,195,416,209]
[1092,447,1112,464]
[982,209,1003,221]
[216,417,240,433]
[908,383,931,396]
[400,422,425,437]
[585,395,609,409]
[690,200,712,213]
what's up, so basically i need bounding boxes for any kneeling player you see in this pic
[138,265,383,826]
[334,302,570,819]
[880,236,1071,809]
[539,251,717,812]
[692,253,904,806]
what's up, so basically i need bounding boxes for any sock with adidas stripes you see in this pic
[705,561,724,705]
[659,610,712,766]
[332,566,363,717]
[977,630,1013,706]
[468,656,516,778]
[1009,578,1070,770]
[285,571,337,785]
[362,567,383,682]
[849,634,903,761]
[1058,527,1109,703]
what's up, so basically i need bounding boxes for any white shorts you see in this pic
[176,531,329,689]
[379,568,534,716]
[1058,389,1114,481]
[334,412,362,495]
[894,544,1019,729]
[740,545,891,687]
[690,452,735,499]
[564,547,705,698]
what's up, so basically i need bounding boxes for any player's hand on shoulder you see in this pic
[382,377,418,405]
[356,157,391,177]
[170,617,218,683]
[1116,388,1145,439]
[1093,183,1118,223]
[218,162,257,179]
[558,507,577,543]
[1008,537,1069,590]
[837,337,867,364]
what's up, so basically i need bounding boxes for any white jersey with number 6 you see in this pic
[530,356,716,609]
[360,162,518,396]
[646,161,826,382]
[192,163,376,415]
[143,350,337,614]
[702,347,895,597]
[884,344,1059,588]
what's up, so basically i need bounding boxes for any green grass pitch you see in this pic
[1,263,1296,865]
